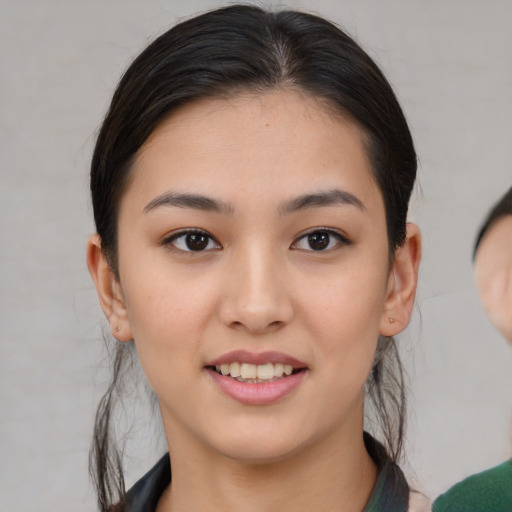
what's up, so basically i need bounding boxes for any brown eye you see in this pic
[185,233,209,251]
[292,229,349,252]
[166,229,221,252]
[307,231,330,250]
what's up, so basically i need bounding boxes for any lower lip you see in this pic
[206,368,307,405]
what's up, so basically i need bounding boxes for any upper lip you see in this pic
[206,350,307,368]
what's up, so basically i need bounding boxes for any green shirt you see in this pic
[433,460,512,512]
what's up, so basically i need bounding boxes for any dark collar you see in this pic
[125,453,171,512]
[363,432,409,511]
[125,433,409,512]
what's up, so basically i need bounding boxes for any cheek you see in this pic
[300,263,388,382]
[121,244,214,327]
[119,255,220,374]
[304,266,388,340]
[121,274,218,401]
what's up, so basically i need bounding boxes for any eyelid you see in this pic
[291,227,351,251]
[162,228,222,253]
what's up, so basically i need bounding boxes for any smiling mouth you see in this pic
[208,362,304,383]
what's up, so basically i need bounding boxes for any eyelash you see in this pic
[291,228,351,252]
[162,229,221,253]
[162,228,351,254]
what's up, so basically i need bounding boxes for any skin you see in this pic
[88,89,421,512]
[475,215,512,343]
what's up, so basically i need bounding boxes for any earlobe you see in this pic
[86,234,133,342]
[379,223,422,336]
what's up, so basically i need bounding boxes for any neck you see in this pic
[157,416,377,512]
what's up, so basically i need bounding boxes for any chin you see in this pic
[221,445,302,466]
[211,429,309,465]
[502,329,512,344]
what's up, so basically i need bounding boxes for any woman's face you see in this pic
[92,90,418,463]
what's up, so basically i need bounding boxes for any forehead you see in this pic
[126,89,383,214]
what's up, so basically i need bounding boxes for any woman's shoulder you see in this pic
[432,459,512,512]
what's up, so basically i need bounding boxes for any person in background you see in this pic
[433,186,512,511]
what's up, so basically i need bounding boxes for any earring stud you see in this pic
[389,317,395,324]
[115,326,121,332]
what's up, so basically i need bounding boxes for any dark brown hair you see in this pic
[474,186,512,258]
[89,5,417,510]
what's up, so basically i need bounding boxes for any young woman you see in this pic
[86,5,424,511]
[433,187,512,511]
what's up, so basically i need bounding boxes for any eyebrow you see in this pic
[143,188,365,216]
[143,192,234,215]
[279,189,365,215]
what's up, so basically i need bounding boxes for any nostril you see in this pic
[219,295,293,333]
[227,319,285,333]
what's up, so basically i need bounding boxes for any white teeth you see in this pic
[274,363,284,377]
[214,362,298,380]
[257,363,274,380]
[240,363,257,379]
[229,361,241,377]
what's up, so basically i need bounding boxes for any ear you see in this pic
[86,234,133,342]
[379,223,422,336]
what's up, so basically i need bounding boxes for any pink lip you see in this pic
[206,368,307,405]
[206,350,307,368]
[205,351,308,405]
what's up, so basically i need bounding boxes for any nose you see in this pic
[218,245,294,334]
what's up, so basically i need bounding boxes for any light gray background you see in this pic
[1,1,511,510]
